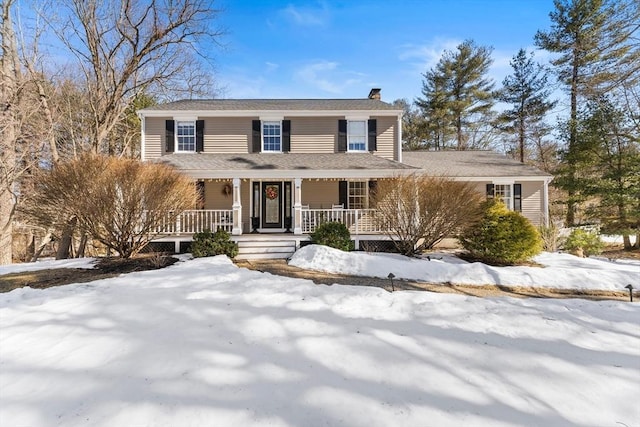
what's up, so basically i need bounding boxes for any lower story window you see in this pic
[348,181,367,209]
[494,184,512,210]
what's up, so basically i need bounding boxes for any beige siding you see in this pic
[301,181,339,208]
[373,116,396,160]
[203,181,234,210]
[289,117,339,153]
[474,181,545,226]
[521,182,543,226]
[204,117,252,153]
[144,116,171,159]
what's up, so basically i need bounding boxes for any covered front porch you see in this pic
[154,177,386,236]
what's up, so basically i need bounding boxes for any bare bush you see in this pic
[22,154,196,258]
[374,175,484,256]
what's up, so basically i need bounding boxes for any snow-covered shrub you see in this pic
[191,229,239,258]
[459,199,542,265]
[310,222,353,251]
[563,229,604,257]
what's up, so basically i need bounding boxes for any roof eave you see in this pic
[138,109,403,118]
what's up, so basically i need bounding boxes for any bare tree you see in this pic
[23,154,197,258]
[48,0,222,154]
[373,175,484,256]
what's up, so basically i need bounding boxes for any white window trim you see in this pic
[347,120,367,153]
[175,120,196,153]
[492,182,514,211]
[262,120,282,153]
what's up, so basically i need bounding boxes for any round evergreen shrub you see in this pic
[310,221,353,251]
[191,228,239,258]
[563,228,604,257]
[459,199,542,265]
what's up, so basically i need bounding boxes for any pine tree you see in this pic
[416,40,495,150]
[578,97,639,249]
[535,0,640,225]
[497,49,557,163]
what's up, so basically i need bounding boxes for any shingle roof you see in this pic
[140,98,400,112]
[158,152,415,173]
[402,151,552,178]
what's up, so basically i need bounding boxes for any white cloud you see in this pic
[294,60,364,95]
[398,38,462,74]
[281,2,330,27]
[265,62,279,72]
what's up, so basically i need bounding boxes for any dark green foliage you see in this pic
[460,199,543,265]
[497,49,556,163]
[415,39,495,150]
[191,228,239,258]
[310,222,353,251]
[563,229,604,256]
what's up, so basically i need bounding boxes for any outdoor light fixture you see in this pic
[624,284,634,302]
[388,272,395,292]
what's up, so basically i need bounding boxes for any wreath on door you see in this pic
[265,185,278,200]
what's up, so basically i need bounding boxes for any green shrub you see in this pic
[310,221,353,251]
[459,199,543,265]
[563,228,604,257]
[191,228,239,258]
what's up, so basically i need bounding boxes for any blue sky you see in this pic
[214,0,557,102]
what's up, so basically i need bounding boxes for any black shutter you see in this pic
[368,119,377,151]
[486,184,495,199]
[338,120,347,152]
[514,184,522,212]
[339,181,348,208]
[282,120,291,152]
[368,180,378,207]
[196,120,204,152]
[252,120,261,153]
[165,120,175,153]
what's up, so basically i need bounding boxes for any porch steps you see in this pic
[235,239,297,260]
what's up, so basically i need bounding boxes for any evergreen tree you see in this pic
[416,40,495,150]
[535,0,640,225]
[578,97,639,249]
[497,49,557,163]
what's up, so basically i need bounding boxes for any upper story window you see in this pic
[262,121,281,152]
[348,120,367,151]
[176,121,196,152]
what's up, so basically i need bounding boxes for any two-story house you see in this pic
[138,89,552,258]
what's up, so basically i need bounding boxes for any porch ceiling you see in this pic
[157,153,416,179]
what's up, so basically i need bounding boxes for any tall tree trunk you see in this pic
[56,217,77,259]
[0,0,19,265]
[565,46,580,227]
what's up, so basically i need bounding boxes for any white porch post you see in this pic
[293,178,302,235]
[232,178,242,235]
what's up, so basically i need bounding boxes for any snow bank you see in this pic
[289,245,638,291]
[0,257,97,276]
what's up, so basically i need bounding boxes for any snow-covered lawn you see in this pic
[1,255,638,427]
[290,245,639,292]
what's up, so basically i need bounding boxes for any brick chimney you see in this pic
[368,88,381,100]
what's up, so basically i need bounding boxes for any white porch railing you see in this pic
[301,209,385,235]
[152,210,234,234]
[152,208,386,235]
